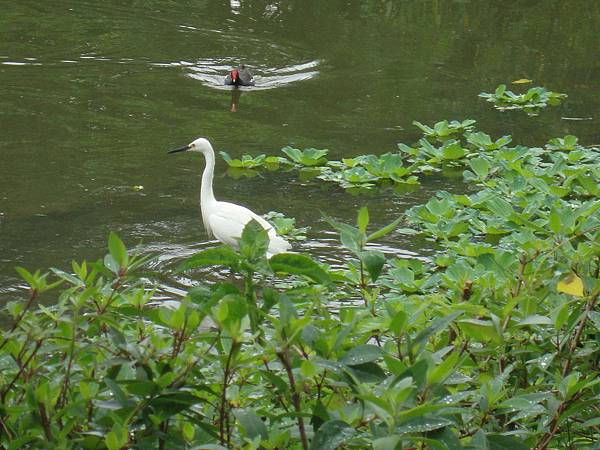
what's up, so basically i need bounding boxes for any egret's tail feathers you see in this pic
[267,234,292,258]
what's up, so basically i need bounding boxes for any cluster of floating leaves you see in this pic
[479,84,567,115]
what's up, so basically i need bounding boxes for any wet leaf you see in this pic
[310,420,355,450]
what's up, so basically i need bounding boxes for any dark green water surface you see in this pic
[2,0,600,297]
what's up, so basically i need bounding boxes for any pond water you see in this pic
[1,0,600,298]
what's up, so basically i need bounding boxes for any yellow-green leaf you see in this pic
[557,273,584,297]
[512,78,532,84]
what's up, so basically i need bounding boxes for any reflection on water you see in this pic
[230,88,242,112]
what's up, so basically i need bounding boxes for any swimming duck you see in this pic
[224,64,255,86]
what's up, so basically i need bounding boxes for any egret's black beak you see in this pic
[168,144,190,154]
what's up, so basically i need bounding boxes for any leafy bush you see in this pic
[3,116,599,449]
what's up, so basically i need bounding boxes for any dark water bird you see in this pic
[168,137,291,257]
[224,64,255,86]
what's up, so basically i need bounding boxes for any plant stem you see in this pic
[0,289,38,352]
[536,292,599,449]
[277,344,308,450]
[56,328,77,412]
[562,292,599,376]
[219,338,238,445]
[0,339,43,403]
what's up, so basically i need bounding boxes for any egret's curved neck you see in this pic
[200,146,216,206]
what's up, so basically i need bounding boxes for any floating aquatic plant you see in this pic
[479,84,567,115]
[281,146,329,166]
[412,119,476,141]
[264,211,310,241]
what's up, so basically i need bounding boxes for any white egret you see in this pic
[168,137,291,257]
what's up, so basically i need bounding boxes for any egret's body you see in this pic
[169,138,290,257]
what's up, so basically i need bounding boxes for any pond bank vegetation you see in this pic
[1,87,599,449]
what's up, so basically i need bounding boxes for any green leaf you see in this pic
[549,209,562,234]
[105,424,128,450]
[177,246,239,272]
[240,219,269,260]
[148,392,205,417]
[517,315,553,327]
[269,253,331,284]
[108,232,128,268]
[357,207,369,233]
[120,380,157,397]
[469,157,490,179]
[428,427,463,450]
[361,250,386,282]
[104,378,130,408]
[412,312,462,353]
[396,416,454,434]
[485,196,514,218]
[234,408,268,440]
[372,436,401,450]
[340,344,383,366]
[347,361,387,383]
[310,420,355,450]
[487,434,529,450]
[15,266,37,287]
[366,217,401,242]
[441,141,466,160]
[427,351,460,385]
[458,319,502,344]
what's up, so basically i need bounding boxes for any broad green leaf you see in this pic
[347,361,387,383]
[340,344,383,366]
[469,157,489,179]
[441,141,466,160]
[458,319,502,344]
[105,424,128,450]
[234,408,268,440]
[361,250,386,282]
[549,209,562,233]
[104,378,130,407]
[373,436,401,450]
[269,253,331,284]
[177,246,239,272]
[310,420,355,450]
[148,392,205,417]
[240,219,269,260]
[485,196,513,218]
[517,315,553,326]
[487,434,528,450]
[396,416,454,434]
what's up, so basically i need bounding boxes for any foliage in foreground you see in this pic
[1,120,600,449]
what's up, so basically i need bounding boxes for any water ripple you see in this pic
[156,58,320,91]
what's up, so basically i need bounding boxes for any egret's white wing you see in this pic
[207,202,291,255]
